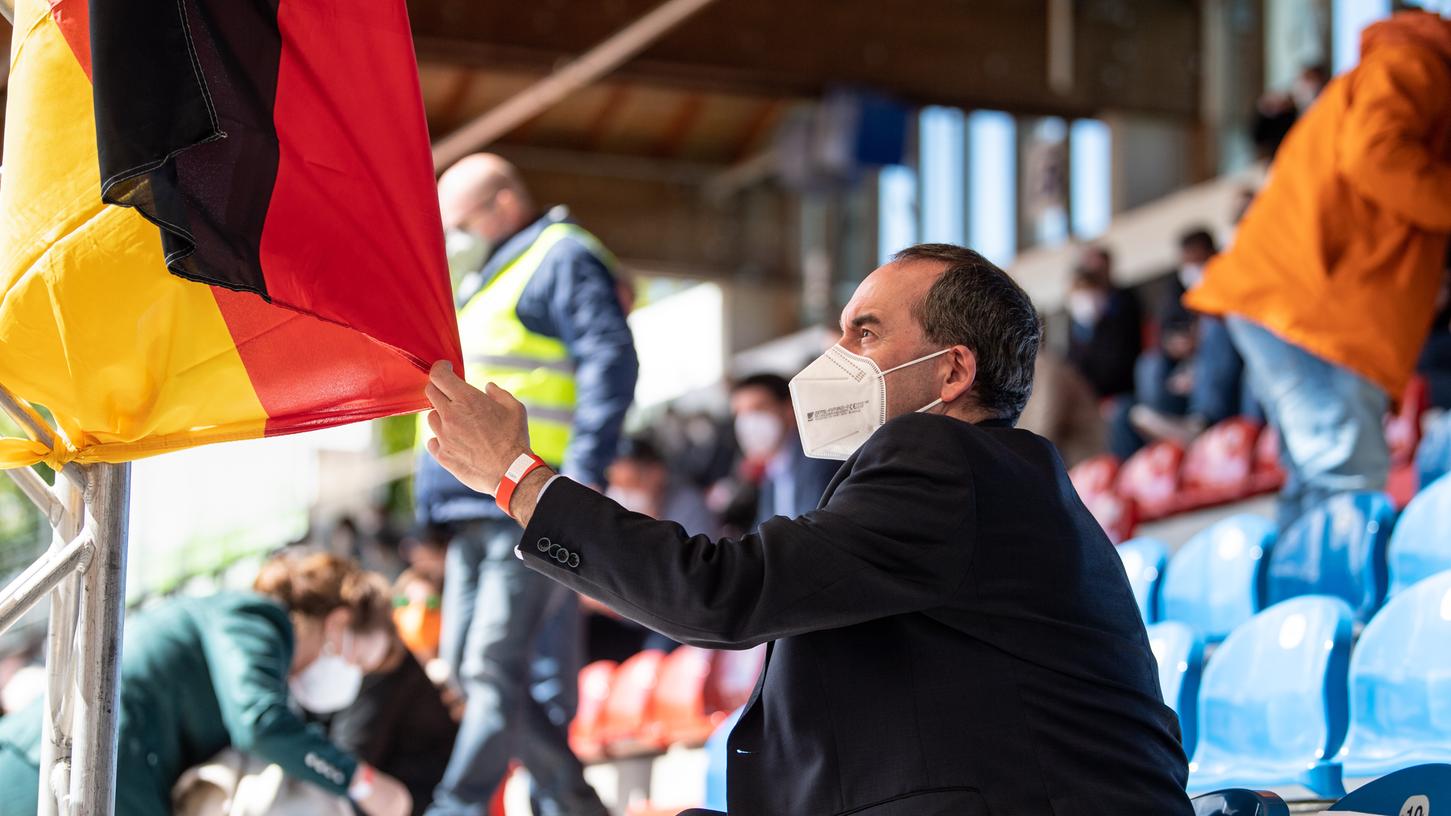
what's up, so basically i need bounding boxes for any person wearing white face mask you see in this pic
[0,552,409,816]
[422,243,1194,816]
[729,373,842,529]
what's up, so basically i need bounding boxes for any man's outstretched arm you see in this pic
[423,361,976,648]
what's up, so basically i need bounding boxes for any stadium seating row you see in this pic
[570,644,766,763]
[1148,570,1451,797]
[1121,477,1451,641]
[1073,377,1434,541]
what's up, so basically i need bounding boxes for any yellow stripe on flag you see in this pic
[0,0,268,469]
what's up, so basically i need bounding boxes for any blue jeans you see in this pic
[1226,316,1390,530]
[428,519,606,816]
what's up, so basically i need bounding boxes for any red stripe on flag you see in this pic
[211,287,431,436]
[47,0,92,78]
[258,0,460,373]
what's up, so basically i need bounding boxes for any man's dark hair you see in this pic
[1179,228,1217,256]
[731,372,791,403]
[894,243,1041,422]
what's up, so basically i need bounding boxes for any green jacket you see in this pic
[0,592,357,815]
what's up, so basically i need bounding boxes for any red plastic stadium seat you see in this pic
[598,650,666,757]
[643,645,719,749]
[1251,424,1286,494]
[1083,490,1138,544]
[704,644,766,716]
[569,659,618,763]
[1177,418,1262,512]
[1069,454,1121,498]
[1116,441,1184,521]
[1386,375,1429,467]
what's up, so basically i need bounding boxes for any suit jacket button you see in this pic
[568,553,580,568]
[537,537,551,552]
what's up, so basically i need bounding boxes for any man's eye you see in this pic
[859,328,873,340]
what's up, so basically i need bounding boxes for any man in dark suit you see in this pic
[422,243,1193,815]
[729,372,842,529]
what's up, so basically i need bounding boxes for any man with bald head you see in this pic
[418,154,635,816]
[424,244,1192,815]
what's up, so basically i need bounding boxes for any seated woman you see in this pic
[0,552,411,816]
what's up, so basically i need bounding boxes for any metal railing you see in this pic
[0,382,130,816]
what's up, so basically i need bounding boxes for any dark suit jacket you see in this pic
[519,413,1192,816]
[753,433,843,530]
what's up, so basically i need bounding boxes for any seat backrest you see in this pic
[1336,570,1451,767]
[1085,490,1138,545]
[1114,441,1184,516]
[1192,596,1354,772]
[1119,538,1169,621]
[650,645,714,734]
[1147,620,1204,758]
[1265,491,1396,621]
[1070,454,1120,498]
[1328,763,1451,813]
[1117,441,1185,520]
[1159,514,1277,641]
[1387,473,1451,597]
[597,649,666,741]
[1190,789,1291,816]
[570,659,618,744]
[702,707,745,812]
[705,644,766,715]
[1181,418,1261,495]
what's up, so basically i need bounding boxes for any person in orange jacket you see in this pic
[1185,8,1451,529]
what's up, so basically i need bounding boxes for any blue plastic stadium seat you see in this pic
[1416,412,1451,491]
[1387,474,1451,597]
[1190,788,1291,816]
[1159,515,1278,642]
[1147,621,1204,758]
[1329,763,1451,813]
[1265,491,1396,622]
[1335,571,1451,779]
[1119,538,1169,622]
[1188,596,1354,798]
[702,706,742,811]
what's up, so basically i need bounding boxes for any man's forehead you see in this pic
[840,258,943,328]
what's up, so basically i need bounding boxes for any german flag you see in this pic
[0,0,462,470]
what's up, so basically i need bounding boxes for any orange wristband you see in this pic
[495,452,547,515]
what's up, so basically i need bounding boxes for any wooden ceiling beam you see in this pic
[407,0,1201,120]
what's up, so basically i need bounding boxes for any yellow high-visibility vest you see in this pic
[420,223,616,466]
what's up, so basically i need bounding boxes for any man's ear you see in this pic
[941,345,977,405]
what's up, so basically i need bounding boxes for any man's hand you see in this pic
[424,361,532,496]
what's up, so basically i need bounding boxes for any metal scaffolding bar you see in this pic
[0,381,131,815]
[66,462,131,816]
[38,477,84,816]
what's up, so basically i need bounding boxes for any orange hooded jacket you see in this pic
[1185,11,1451,398]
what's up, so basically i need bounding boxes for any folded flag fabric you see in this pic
[0,0,462,470]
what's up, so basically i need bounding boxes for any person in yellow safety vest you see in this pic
[416,154,636,816]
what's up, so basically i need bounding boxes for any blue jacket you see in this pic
[415,211,639,524]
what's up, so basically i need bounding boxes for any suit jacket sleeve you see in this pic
[519,413,976,648]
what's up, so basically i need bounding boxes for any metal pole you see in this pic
[37,477,84,816]
[430,0,720,170]
[4,465,75,530]
[0,529,93,635]
[66,463,130,816]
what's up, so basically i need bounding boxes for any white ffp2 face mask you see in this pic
[290,632,364,714]
[788,345,949,460]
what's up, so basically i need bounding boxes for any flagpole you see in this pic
[65,462,130,816]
